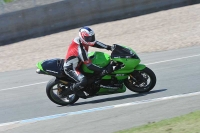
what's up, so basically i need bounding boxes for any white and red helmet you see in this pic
[79,26,96,46]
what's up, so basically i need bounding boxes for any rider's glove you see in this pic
[106,45,115,51]
[100,63,114,76]
[106,45,112,51]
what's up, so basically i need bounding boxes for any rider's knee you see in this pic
[79,76,87,87]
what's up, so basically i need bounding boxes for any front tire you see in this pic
[124,67,156,93]
[46,77,79,106]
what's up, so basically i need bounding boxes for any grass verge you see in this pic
[3,0,14,3]
[115,110,200,133]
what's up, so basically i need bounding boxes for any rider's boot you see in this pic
[69,83,88,99]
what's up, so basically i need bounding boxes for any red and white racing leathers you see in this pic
[63,37,111,89]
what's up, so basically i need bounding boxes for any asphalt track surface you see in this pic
[0,46,200,133]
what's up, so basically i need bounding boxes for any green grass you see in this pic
[3,0,14,3]
[115,111,200,133]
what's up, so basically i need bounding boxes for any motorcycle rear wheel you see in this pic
[124,67,156,93]
[46,77,79,106]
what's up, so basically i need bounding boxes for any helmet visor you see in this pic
[84,35,95,42]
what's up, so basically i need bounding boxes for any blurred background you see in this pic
[0,0,199,46]
[0,0,200,72]
[0,0,63,14]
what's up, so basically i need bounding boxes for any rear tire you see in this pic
[46,77,79,106]
[124,67,156,93]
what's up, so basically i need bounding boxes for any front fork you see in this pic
[128,64,147,86]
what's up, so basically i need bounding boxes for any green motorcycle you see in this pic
[36,44,156,106]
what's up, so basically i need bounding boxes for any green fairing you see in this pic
[97,84,126,95]
[82,48,141,74]
[36,61,44,71]
[82,52,110,73]
[102,75,128,80]
[135,64,146,70]
[112,58,140,73]
[112,46,141,73]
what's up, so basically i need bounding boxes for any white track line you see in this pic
[1,53,200,91]
[0,81,47,92]
[0,91,200,127]
[146,54,200,65]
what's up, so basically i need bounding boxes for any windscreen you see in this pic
[111,44,135,58]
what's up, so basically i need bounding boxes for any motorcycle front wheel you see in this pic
[124,67,156,93]
[46,77,79,106]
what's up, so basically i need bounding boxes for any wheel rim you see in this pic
[50,83,76,104]
[128,71,152,91]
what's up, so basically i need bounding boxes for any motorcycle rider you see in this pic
[61,26,113,98]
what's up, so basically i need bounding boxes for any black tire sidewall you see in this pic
[125,67,156,93]
[46,77,79,106]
